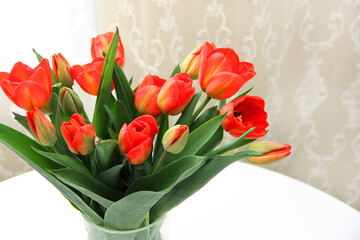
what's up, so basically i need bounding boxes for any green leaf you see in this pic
[170,63,181,77]
[53,168,123,208]
[95,139,118,172]
[105,191,163,230]
[105,155,205,231]
[97,164,124,189]
[190,106,219,131]
[165,114,226,163]
[233,86,254,100]
[93,28,119,138]
[205,127,256,158]
[33,148,90,176]
[104,105,115,125]
[176,91,201,126]
[126,155,205,195]
[114,100,131,132]
[32,48,43,62]
[150,150,262,221]
[0,124,104,224]
[196,126,223,155]
[218,100,226,109]
[13,112,31,133]
[113,63,137,118]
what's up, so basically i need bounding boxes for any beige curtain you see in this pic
[93,0,360,210]
[1,0,360,211]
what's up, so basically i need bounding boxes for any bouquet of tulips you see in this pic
[0,28,291,238]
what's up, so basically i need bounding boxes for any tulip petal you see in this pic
[9,62,35,82]
[35,59,53,95]
[75,70,102,96]
[71,126,96,155]
[13,81,48,111]
[61,123,79,154]
[134,86,161,117]
[205,72,245,100]
[127,138,152,165]
[0,77,18,103]
[134,115,159,138]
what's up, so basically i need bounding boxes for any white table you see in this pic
[1,162,360,240]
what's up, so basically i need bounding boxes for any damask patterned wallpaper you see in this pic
[93,0,360,209]
[0,0,359,211]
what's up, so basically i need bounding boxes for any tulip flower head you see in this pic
[91,32,125,68]
[0,59,53,111]
[27,107,57,147]
[198,42,256,100]
[246,141,291,165]
[134,74,166,117]
[52,53,74,87]
[118,115,159,165]
[70,58,114,96]
[61,114,96,155]
[59,87,84,117]
[157,73,195,115]
[162,125,189,154]
[182,42,215,79]
[220,95,269,139]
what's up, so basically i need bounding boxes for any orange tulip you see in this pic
[0,59,52,111]
[61,114,96,155]
[198,42,256,100]
[134,74,166,117]
[220,95,268,139]
[157,73,195,115]
[247,141,291,165]
[182,42,215,79]
[118,115,159,165]
[91,31,125,68]
[52,53,74,87]
[27,107,57,146]
[70,58,114,96]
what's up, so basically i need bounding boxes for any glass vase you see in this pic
[83,215,165,240]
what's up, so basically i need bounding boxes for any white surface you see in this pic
[1,162,360,240]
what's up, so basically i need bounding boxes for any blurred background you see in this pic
[0,0,359,210]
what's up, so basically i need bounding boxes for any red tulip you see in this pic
[70,58,114,96]
[157,73,195,115]
[118,115,159,165]
[182,42,215,79]
[198,42,256,100]
[61,114,96,155]
[220,95,268,139]
[134,74,166,117]
[91,31,125,68]
[27,107,57,146]
[52,53,74,87]
[0,59,52,111]
[247,141,291,165]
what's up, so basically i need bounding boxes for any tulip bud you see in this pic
[162,125,189,154]
[59,87,84,116]
[27,107,57,146]
[61,114,96,155]
[182,42,215,79]
[246,141,291,165]
[52,53,74,87]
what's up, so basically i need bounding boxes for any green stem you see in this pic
[131,164,136,182]
[190,95,211,124]
[152,151,168,173]
[81,108,90,123]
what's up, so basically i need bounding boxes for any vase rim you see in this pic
[83,214,166,234]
